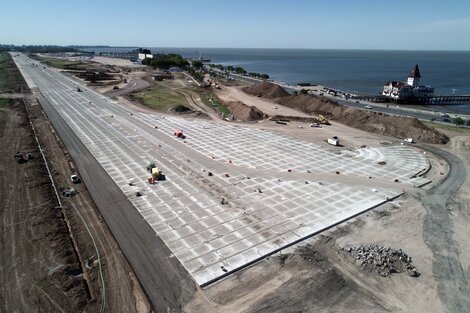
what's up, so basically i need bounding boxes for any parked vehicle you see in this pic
[327,137,340,146]
[70,174,80,184]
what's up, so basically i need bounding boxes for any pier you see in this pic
[426,95,470,105]
[353,94,470,105]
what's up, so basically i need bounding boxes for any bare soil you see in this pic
[224,100,268,122]
[184,196,444,313]
[0,100,93,312]
[243,81,290,98]
[243,82,449,144]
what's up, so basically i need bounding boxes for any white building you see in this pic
[138,53,153,61]
[383,64,434,102]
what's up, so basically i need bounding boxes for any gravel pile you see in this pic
[341,245,420,277]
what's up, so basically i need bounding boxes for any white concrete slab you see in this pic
[16,55,430,286]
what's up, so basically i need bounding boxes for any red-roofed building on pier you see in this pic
[383,64,434,103]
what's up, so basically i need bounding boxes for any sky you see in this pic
[1,0,470,50]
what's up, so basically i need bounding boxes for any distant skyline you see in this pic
[1,0,470,50]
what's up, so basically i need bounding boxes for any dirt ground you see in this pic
[26,98,151,313]
[182,191,445,313]
[0,95,151,312]
[216,85,311,118]
[0,100,93,312]
[231,82,449,144]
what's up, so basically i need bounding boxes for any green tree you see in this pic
[142,53,189,69]
[191,60,203,70]
[226,65,234,72]
[467,119,470,127]
[454,117,465,126]
[260,74,269,80]
[300,89,308,95]
[234,67,247,75]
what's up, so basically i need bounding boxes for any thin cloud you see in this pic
[383,16,470,34]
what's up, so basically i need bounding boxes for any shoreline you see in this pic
[224,71,470,118]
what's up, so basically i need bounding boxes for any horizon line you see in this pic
[2,43,470,52]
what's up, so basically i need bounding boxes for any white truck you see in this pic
[327,137,340,146]
[404,138,414,143]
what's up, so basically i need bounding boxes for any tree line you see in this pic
[0,44,79,53]
[142,53,189,69]
[207,64,269,80]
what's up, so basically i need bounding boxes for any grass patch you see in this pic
[0,98,13,108]
[424,121,470,133]
[0,52,28,93]
[32,55,84,69]
[201,93,230,115]
[0,53,8,91]
[132,87,188,111]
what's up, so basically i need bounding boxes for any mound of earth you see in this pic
[276,94,448,144]
[243,81,290,98]
[243,82,448,144]
[226,101,268,122]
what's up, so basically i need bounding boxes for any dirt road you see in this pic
[0,100,93,312]
[416,140,470,312]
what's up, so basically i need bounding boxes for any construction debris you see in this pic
[341,244,419,277]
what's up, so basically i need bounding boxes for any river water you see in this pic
[84,47,470,112]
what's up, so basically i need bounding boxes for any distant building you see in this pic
[383,64,434,102]
[138,53,153,61]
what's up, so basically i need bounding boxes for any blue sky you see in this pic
[1,0,469,50]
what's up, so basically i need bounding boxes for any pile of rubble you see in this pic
[341,244,419,277]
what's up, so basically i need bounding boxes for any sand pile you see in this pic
[245,82,448,144]
[277,94,449,144]
[226,101,268,121]
[243,81,290,98]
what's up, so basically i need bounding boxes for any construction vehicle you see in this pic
[327,136,340,146]
[318,114,330,125]
[147,162,165,183]
[174,129,185,139]
[14,152,25,164]
[147,162,156,172]
[61,187,77,197]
